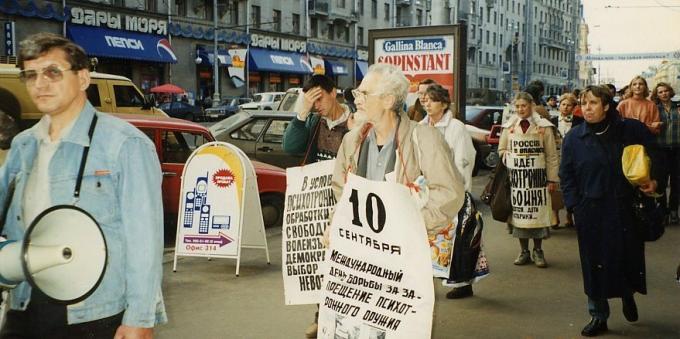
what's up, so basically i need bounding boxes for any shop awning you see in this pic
[356,61,368,80]
[66,25,177,64]
[325,60,348,76]
[248,48,312,74]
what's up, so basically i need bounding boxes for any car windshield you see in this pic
[465,107,484,121]
[209,111,250,135]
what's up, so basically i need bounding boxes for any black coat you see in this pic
[559,118,662,299]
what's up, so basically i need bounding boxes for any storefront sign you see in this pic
[282,161,336,305]
[70,7,167,35]
[250,33,306,53]
[318,174,434,338]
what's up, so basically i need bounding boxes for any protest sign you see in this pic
[282,160,336,305]
[507,132,552,228]
[318,174,434,339]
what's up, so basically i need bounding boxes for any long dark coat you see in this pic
[559,118,662,299]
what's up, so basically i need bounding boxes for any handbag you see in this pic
[632,191,665,242]
[481,161,512,222]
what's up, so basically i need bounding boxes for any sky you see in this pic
[581,0,680,88]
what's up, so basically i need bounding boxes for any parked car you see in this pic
[210,110,304,169]
[240,92,286,110]
[158,101,203,121]
[112,114,287,239]
[204,97,252,121]
[0,62,165,129]
[465,105,505,174]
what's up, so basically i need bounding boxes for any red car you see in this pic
[112,114,287,235]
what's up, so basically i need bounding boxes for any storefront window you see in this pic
[186,0,207,19]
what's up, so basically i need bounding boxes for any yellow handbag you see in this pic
[622,144,651,186]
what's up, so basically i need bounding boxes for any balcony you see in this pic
[309,0,329,16]
[539,37,566,50]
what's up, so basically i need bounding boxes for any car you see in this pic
[209,110,304,169]
[0,63,166,129]
[158,101,203,121]
[465,105,505,174]
[112,114,287,238]
[204,97,252,121]
[240,92,286,110]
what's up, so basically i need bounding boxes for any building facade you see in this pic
[1,0,581,106]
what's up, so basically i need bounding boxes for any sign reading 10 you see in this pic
[349,189,386,233]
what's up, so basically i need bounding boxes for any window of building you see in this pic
[493,32,496,45]
[311,18,318,38]
[417,9,422,25]
[273,10,281,31]
[478,50,482,63]
[485,52,489,64]
[292,14,300,34]
[359,0,364,14]
[344,25,350,43]
[493,11,496,24]
[327,23,334,39]
[251,5,261,28]
[186,0,207,19]
[485,30,489,44]
[384,3,390,21]
[471,24,476,39]
[124,0,146,10]
[337,0,345,8]
[479,6,483,22]
[372,0,377,18]
[358,26,364,45]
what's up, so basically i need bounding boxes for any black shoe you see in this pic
[622,295,638,322]
[446,285,473,299]
[581,318,608,337]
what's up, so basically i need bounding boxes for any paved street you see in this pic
[157,171,680,338]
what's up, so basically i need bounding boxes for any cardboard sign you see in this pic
[282,160,336,305]
[507,132,552,228]
[173,142,269,276]
[318,174,434,339]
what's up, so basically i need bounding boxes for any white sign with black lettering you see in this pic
[282,160,336,305]
[507,131,552,228]
[318,174,434,339]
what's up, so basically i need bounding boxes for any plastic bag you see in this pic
[622,144,650,186]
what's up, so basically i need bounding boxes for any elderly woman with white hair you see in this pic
[330,62,464,239]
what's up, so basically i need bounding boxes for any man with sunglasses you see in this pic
[0,33,165,338]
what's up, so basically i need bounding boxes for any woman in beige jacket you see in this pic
[330,63,465,236]
[498,92,559,268]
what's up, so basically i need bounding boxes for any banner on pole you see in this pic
[318,174,434,339]
[282,160,336,305]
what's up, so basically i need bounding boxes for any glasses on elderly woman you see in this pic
[19,65,74,85]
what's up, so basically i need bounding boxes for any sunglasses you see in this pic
[19,65,74,85]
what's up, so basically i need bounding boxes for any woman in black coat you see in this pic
[559,85,663,337]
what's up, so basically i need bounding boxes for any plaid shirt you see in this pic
[657,101,680,148]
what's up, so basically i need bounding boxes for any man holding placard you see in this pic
[319,63,464,338]
[282,74,354,339]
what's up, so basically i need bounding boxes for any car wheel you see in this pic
[260,193,284,228]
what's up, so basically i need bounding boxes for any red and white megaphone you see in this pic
[0,205,107,304]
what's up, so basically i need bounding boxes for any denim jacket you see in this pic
[0,102,167,327]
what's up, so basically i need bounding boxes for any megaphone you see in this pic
[0,205,107,304]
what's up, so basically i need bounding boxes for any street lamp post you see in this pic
[212,0,220,107]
